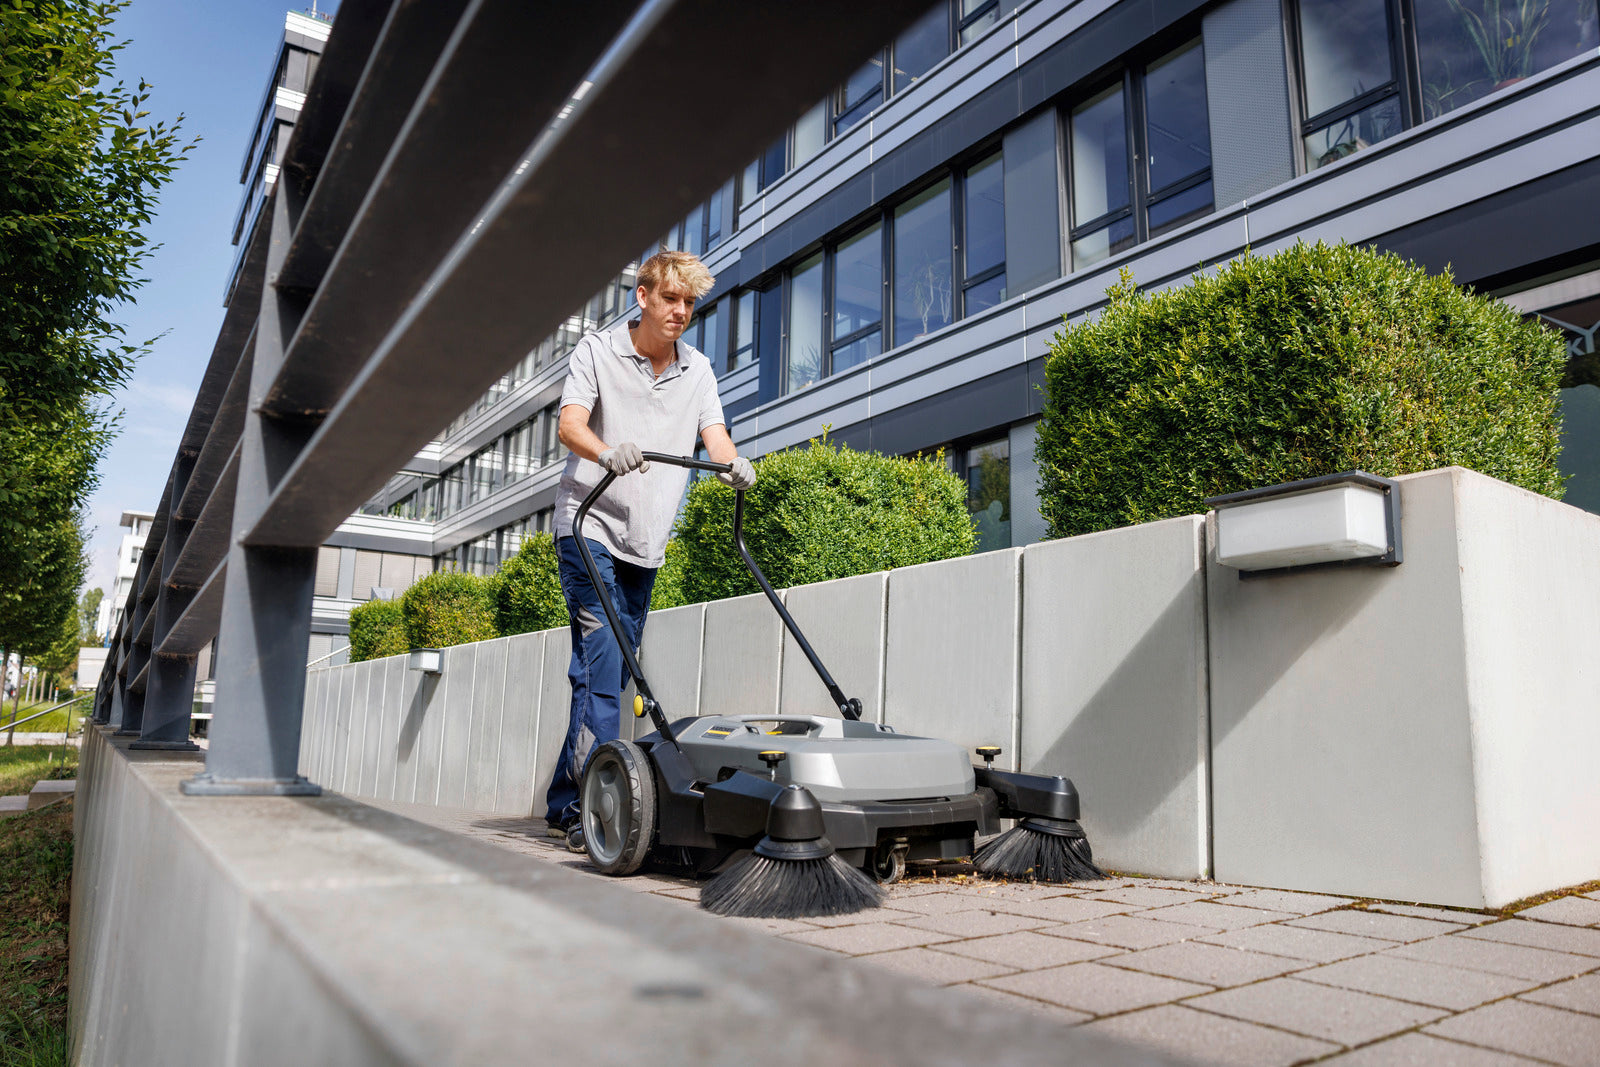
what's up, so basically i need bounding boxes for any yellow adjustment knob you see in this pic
[633,694,646,718]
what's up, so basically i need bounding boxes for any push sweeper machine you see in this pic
[572,453,1104,917]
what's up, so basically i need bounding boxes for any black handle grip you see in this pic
[641,451,731,474]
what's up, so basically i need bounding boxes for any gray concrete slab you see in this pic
[494,632,543,816]
[1105,941,1305,987]
[1385,935,1596,982]
[1460,917,1600,957]
[393,656,428,803]
[698,591,784,720]
[634,602,704,732]
[1020,517,1209,878]
[1286,910,1468,942]
[533,627,573,815]
[980,961,1212,1016]
[437,643,478,808]
[1081,1004,1340,1067]
[298,667,324,779]
[884,549,1020,761]
[1294,953,1539,1011]
[1518,896,1600,927]
[1518,973,1600,1015]
[356,657,386,796]
[466,637,509,811]
[408,664,449,806]
[374,656,405,801]
[778,571,885,721]
[328,663,356,793]
[1319,1033,1544,1065]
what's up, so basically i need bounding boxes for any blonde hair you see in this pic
[638,250,715,299]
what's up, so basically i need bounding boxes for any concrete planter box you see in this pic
[1208,467,1600,908]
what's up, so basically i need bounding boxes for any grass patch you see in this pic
[0,802,72,1066]
[0,749,77,799]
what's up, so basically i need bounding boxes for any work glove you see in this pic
[717,456,757,491]
[597,442,649,476]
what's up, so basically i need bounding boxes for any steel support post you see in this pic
[113,550,158,736]
[133,515,201,750]
[183,188,320,796]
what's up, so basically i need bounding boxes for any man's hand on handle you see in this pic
[597,442,649,476]
[717,456,756,491]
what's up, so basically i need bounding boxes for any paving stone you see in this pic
[1197,924,1393,963]
[717,915,820,936]
[0,796,28,817]
[1518,897,1600,928]
[1366,902,1498,926]
[803,907,923,928]
[1386,936,1595,982]
[958,982,1093,1025]
[1143,900,1297,930]
[1221,888,1355,915]
[1425,997,1600,1066]
[898,909,1055,938]
[953,880,1086,902]
[979,961,1211,1016]
[1047,913,1224,950]
[1187,977,1448,1046]
[996,896,1133,923]
[1106,941,1306,987]
[783,922,959,955]
[883,892,995,915]
[935,930,1119,968]
[1127,878,1246,896]
[859,946,1018,986]
[1080,885,1219,908]
[1517,973,1600,1016]
[1318,1032,1545,1065]
[1296,953,1539,1010]
[1080,1004,1339,1067]
[1462,918,1600,958]
[1288,910,1466,941]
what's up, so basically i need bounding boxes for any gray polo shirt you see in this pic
[554,320,726,568]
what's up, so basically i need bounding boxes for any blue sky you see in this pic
[83,1,338,595]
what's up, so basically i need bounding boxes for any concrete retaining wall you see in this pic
[72,728,1130,1066]
[303,468,1600,902]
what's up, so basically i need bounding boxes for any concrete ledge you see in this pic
[70,726,1167,1066]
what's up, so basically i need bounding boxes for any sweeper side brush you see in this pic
[700,785,885,918]
[972,816,1105,882]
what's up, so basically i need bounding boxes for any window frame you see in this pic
[1065,37,1215,269]
[1283,0,1412,174]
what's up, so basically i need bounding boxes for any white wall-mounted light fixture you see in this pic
[407,647,443,674]
[1206,471,1402,578]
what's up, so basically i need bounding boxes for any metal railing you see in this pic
[3,693,92,734]
[92,0,934,794]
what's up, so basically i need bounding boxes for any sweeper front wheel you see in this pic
[579,739,657,875]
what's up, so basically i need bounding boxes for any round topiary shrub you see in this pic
[399,569,498,649]
[347,598,407,662]
[494,532,566,635]
[1037,241,1566,538]
[668,436,976,606]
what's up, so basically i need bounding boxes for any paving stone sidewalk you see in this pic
[360,797,1600,1067]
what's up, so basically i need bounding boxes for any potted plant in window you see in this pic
[1447,0,1551,89]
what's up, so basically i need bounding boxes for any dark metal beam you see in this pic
[169,444,241,590]
[180,214,272,457]
[247,0,932,545]
[159,560,227,658]
[277,0,395,188]
[177,333,253,521]
[260,0,640,418]
[276,0,472,294]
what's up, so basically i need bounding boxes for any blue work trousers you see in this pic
[543,536,655,825]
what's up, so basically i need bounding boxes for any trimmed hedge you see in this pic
[347,599,407,663]
[399,569,498,649]
[661,436,976,607]
[1037,242,1566,538]
[494,532,567,635]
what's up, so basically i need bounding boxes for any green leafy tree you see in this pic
[1036,242,1566,538]
[76,586,104,645]
[665,437,976,607]
[493,533,565,636]
[0,0,192,607]
[0,517,85,740]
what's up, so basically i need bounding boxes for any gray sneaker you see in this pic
[547,816,577,840]
[566,824,586,854]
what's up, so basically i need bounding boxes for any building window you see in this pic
[692,298,723,364]
[832,224,884,374]
[836,56,886,136]
[1068,40,1212,269]
[957,0,1000,43]
[1294,0,1403,170]
[961,152,1006,314]
[894,4,952,92]
[786,253,825,393]
[962,437,1011,553]
[505,418,537,485]
[731,289,756,371]
[794,99,829,168]
[893,179,953,345]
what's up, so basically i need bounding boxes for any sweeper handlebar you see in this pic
[573,453,863,747]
